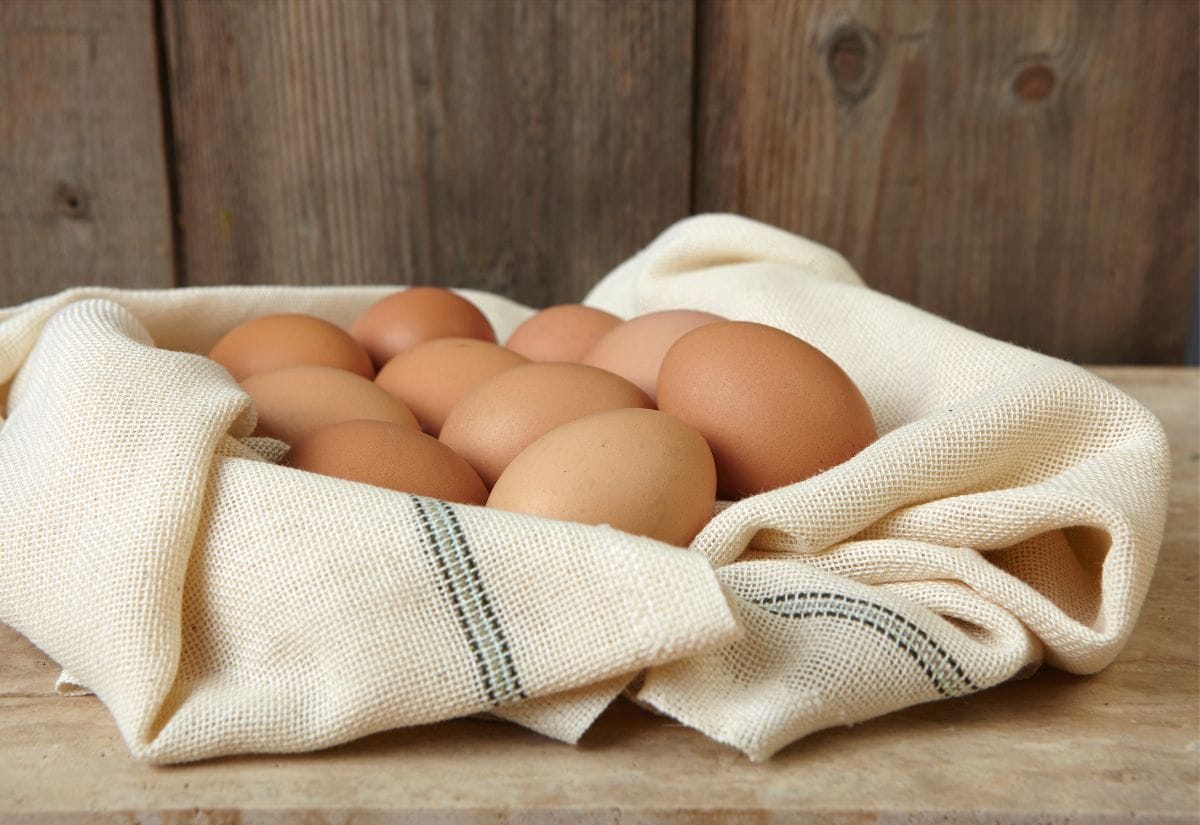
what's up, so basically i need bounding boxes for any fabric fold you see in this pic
[0,297,740,763]
[587,214,1169,759]
[0,214,1169,763]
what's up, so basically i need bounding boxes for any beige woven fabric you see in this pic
[590,215,1170,759]
[0,285,739,762]
[0,215,1169,763]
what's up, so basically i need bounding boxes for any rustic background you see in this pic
[1,0,1196,363]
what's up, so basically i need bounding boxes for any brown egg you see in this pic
[208,314,374,381]
[657,321,876,499]
[285,419,487,505]
[505,305,622,363]
[583,309,724,402]
[439,362,653,487]
[350,287,496,368]
[488,408,716,547]
[374,338,528,436]
[240,365,419,445]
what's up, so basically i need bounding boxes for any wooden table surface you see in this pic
[1,366,1196,824]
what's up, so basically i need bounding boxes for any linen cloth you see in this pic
[0,215,1169,762]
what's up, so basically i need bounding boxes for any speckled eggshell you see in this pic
[350,287,496,368]
[375,338,529,436]
[208,314,374,381]
[504,305,622,363]
[285,419,487,505]
[583,309,724,402]
[656,320,877,499]
[439,362,653,488]
[487,408,717,547]
[240,365,419,446]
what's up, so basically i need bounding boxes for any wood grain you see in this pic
[0,621,57,699]
[0,366,1194,822]
[695,0,1200,364]
[162,0,693,308]
[0,0,174,306]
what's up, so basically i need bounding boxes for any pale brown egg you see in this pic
[285,419,487,505]
[240,365,419,445]
[439,362,653,487]
[657,321,876,499]
[374,338,528,436]
[208,314,374,381]
[583,309,724,402]
[487,408,716,547]
[505,304,622,363]
[350,287,496,368]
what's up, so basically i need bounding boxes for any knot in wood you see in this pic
[825,23,881,105]
[1013,64,1056,102]
[54,183,89,220]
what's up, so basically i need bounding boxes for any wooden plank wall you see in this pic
[0,0,1196,363]
[0,0,174,303]
[695,0,1200,364]
[161,0,694,305]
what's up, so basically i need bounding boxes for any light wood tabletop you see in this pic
[1,366,1196,824]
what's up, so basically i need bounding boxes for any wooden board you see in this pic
[161,0,694,308]
[0,366,1195,823]
[0,0,174,306]
[694,0,1200,364]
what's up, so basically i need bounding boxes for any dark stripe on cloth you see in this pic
[412,496,525,705]
[750,591,979,698]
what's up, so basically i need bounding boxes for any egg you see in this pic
[657,321,876,498]
[374,338,528,436]
[350,287,496,368]
[583,309,724,402]
[504,304,622,363]
[208,314,374,381]
[487,408,716,547]
[285,419,487,505]
[240,365,419,445]
[439,362,653,487]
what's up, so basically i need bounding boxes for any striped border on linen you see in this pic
[412,496,526,706]
[751,591,979,698]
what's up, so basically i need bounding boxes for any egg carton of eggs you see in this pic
[0,215,1169,764]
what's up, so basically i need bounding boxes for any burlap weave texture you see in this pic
[0,215,1169,762]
